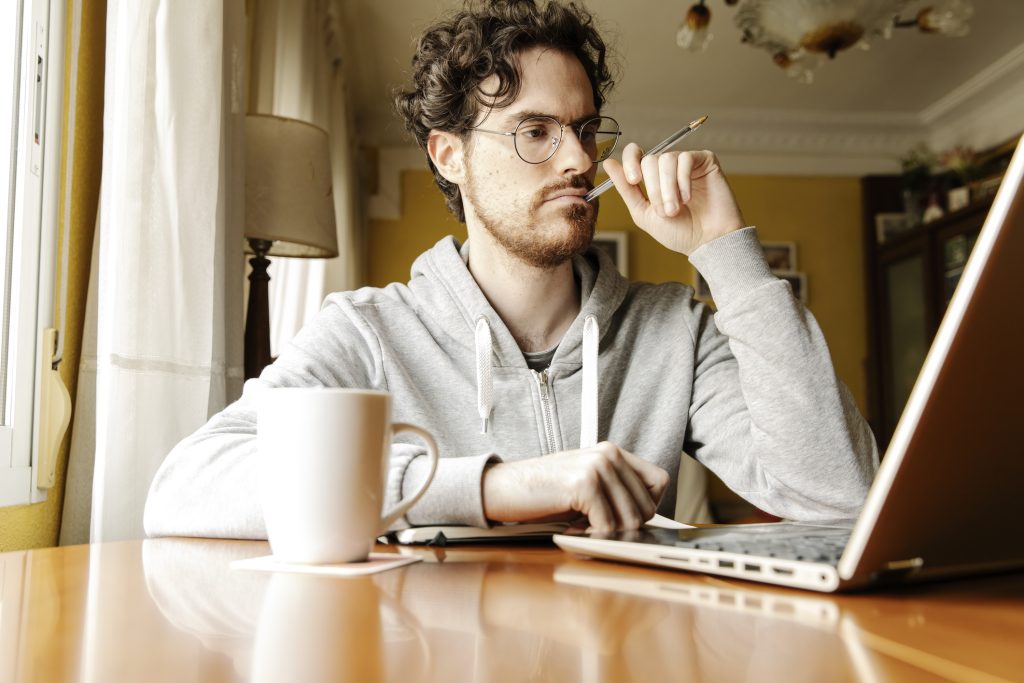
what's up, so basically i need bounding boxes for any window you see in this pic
[0,0,65,507]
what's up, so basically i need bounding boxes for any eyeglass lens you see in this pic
[514,117,619,164]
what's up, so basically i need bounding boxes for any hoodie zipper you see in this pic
[534,370,557,455]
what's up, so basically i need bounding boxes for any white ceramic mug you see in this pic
[258,388,439,564]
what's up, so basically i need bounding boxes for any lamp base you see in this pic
[245,238,274,380]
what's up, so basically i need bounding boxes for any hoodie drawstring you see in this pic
[580,315,599,448]
[475,317,493,434]
[474,315,599,445]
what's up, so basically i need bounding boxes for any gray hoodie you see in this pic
[143,227,878,538]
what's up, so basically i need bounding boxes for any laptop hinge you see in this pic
[884,557,924,571]
[869,557,924,585]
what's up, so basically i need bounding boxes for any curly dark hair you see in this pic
[394,0,616,222]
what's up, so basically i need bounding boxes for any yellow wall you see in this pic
[0,0,105,551]
[368,171,468,285]
[368,169,867,413]
[728,175,867,412]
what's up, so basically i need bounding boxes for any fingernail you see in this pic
[664,201,677,214]
[681,191,690,203]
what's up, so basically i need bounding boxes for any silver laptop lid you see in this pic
[838,136,1024,583]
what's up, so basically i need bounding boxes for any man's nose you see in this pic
[553,127,594,175]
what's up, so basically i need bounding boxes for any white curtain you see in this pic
[60,0,245,544]
[248,0,362,356]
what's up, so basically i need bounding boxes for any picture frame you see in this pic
[761,241,797,272]
[592,231,629,277]
[972,174,1003,202]
[947,185,970,212]
[696,242,809,306]
[875,212,909,244]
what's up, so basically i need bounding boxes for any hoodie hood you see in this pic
[408,236,630,445]
[408,236,630,367]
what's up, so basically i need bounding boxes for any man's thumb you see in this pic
[601,159,648,219]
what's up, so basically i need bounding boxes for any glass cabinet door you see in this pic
[942,230,979,306]
[883,253,929,436]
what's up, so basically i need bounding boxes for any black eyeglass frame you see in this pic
[470,115,622,165]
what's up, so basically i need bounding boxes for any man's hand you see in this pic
[602,146,746,256]
[482,442,671,531]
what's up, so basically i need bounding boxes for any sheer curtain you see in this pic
[60,0,245,544]
[248,0,362,356]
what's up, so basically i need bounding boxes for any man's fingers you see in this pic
[620,142,644,183]
[620,449,671,503]
[593,457,647,529]
[676,152,695,204]
[581,475,617,531]
[601,159,648,220]
[598,444,658,523]
[659,152,683,216]
[640,155,663,216]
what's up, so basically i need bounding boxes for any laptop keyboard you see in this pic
[671,529,851,565]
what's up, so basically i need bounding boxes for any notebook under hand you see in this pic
[555,135,1024,592]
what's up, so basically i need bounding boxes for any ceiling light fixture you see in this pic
[677,0,974,83]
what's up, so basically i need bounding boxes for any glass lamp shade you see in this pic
[917,0,973,36]
[734,0,911,59]
[677,3,713,52]
[244,114,339,259]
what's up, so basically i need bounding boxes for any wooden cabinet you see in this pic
[861,176,992,450]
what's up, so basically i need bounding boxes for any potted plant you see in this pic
[900,143,935,228]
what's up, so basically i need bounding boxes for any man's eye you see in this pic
[519,127,548,140]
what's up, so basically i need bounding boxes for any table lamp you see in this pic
[244,114,338,380]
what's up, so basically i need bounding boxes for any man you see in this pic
[144,0,877,538]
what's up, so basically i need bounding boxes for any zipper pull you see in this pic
[536,370,549,398]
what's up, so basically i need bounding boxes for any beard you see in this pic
[464,169,598,270]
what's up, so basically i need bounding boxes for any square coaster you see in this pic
[230,552,420,576]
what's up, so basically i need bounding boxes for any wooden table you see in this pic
[2,539,1022,682]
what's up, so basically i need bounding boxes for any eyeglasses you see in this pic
[470,115,622,165]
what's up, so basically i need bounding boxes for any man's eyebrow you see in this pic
[502,109,601,126]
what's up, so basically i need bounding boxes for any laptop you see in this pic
[554,135,1024,592]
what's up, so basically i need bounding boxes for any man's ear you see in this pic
[427,130,466,185]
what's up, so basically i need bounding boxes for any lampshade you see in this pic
[244,114,339,258]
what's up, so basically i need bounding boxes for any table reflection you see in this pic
[555,559,850,682]
[140,540,850,682]
[136,540,1024,683]
[141,539,268,679]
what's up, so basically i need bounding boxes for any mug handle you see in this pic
[379,423,439,533]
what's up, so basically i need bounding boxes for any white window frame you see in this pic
[0,0,66,507]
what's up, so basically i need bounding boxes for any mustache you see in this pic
[543,175,592,194]
[533,175,594,206]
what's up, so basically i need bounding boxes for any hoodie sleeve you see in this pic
[387,446,499,529]
[684,227,879,520]
[144,292,502,538]
[143,295,380,539]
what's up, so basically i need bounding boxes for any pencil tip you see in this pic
[691,115,708,128]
